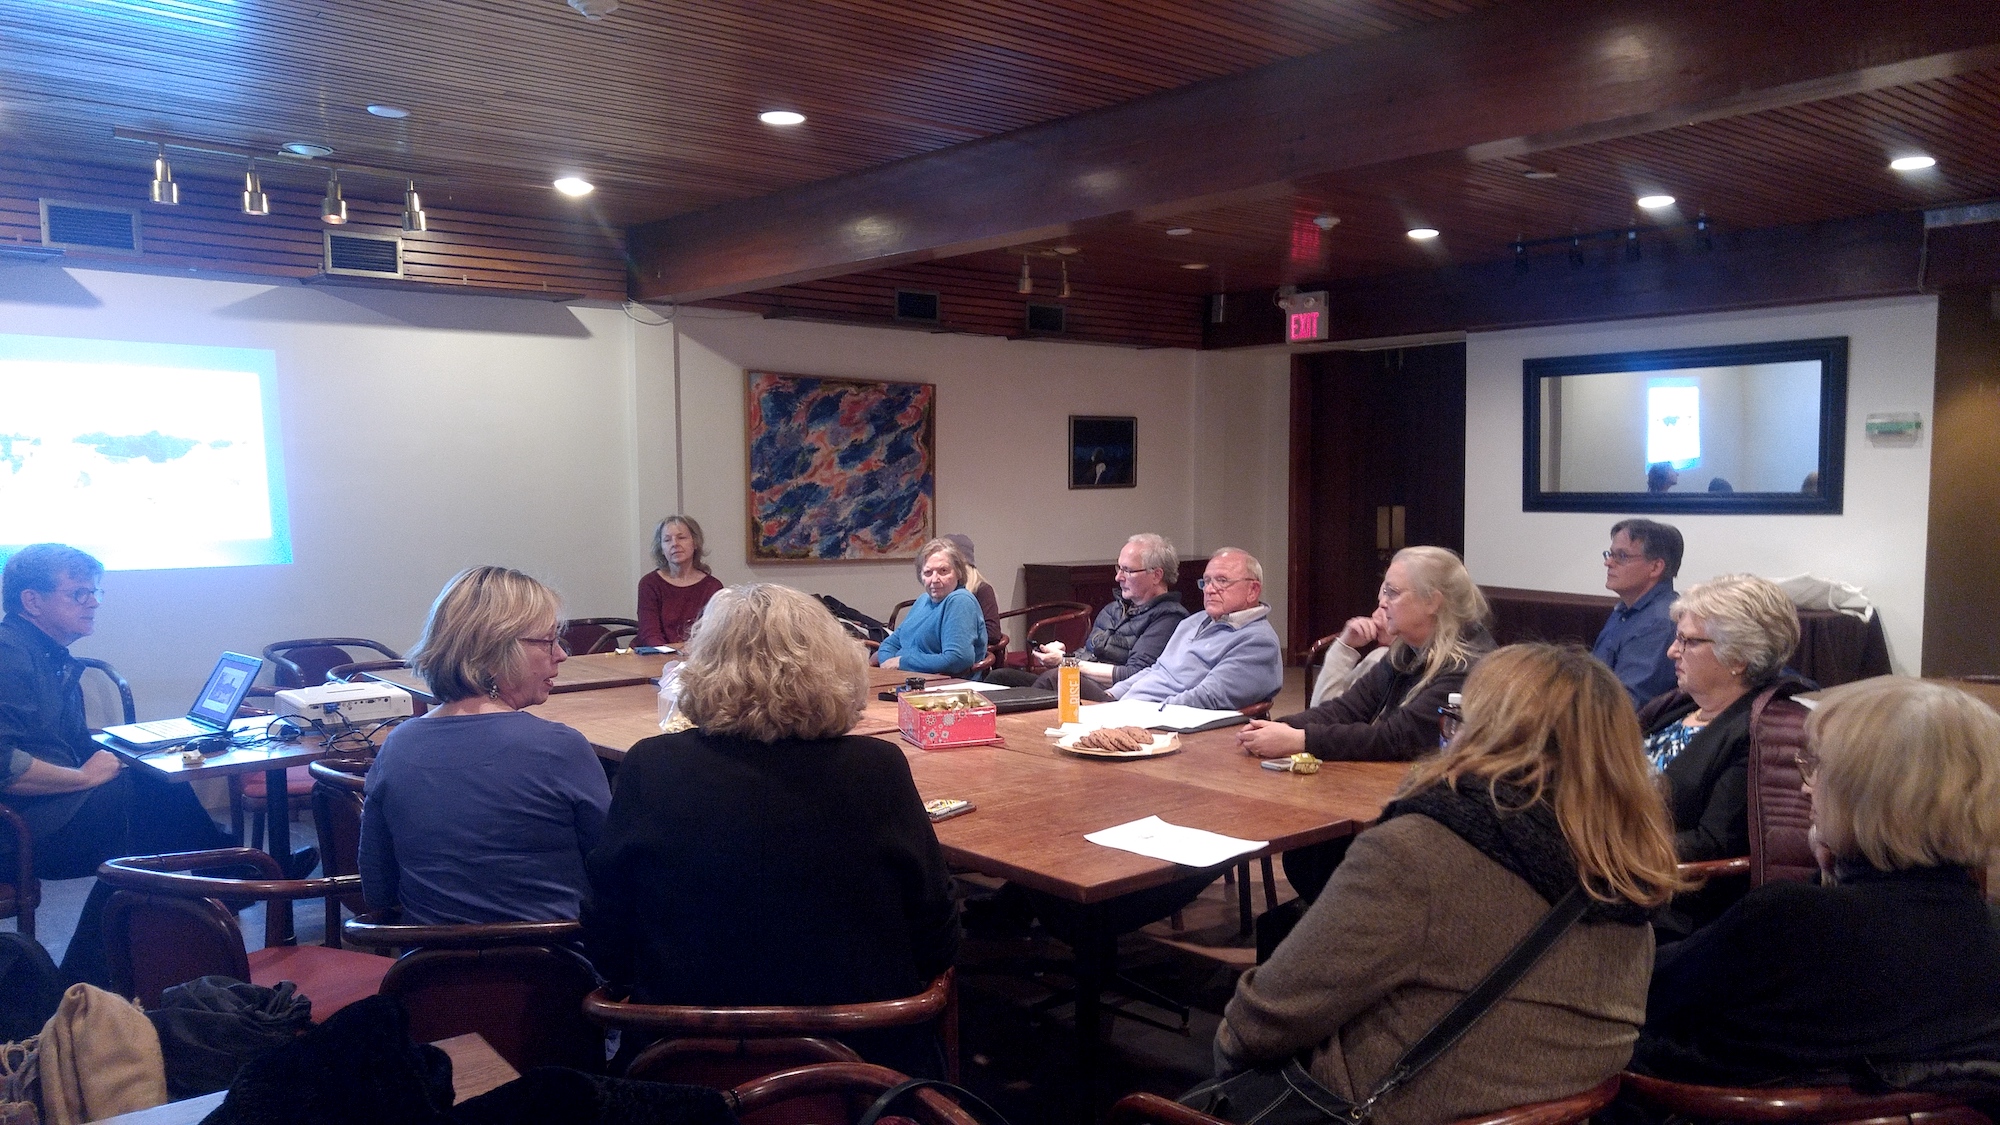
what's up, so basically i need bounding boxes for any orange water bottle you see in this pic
[1058,657,1081,724]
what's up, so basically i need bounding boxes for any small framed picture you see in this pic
[1070,416,1136,489]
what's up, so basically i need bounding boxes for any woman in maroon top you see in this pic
[636,515,723,646]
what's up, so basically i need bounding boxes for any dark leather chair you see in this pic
[1620,1071,1986,1125]
[342,912,601,1074]
[1677,681,1815,887]
[997,602,1092,672]
[97,848,391,1014]
[1108,1075,1622,1125]
[308,756,372,946]
[562,617,640,655]
[725,1061,984,1125]
[75,656,136,729]
[582,969,959,1083]
[0,805,39,939]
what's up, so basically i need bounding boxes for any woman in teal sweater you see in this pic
[875,538,988,676]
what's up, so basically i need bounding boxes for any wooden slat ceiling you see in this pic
[4,0,1999,315]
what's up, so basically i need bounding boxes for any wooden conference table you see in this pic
[525,663,1409,1043]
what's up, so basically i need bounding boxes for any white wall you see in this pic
[1466,296,1939,672]
[0,268,1297,717]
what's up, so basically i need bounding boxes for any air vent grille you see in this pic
[894,289,941,322]
[41,201,141,253]
[324,232,402,277]
[1025,303,1066,334]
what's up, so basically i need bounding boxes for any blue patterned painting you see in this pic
[747,372,935,561]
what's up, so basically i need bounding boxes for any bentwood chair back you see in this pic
[1619,1070,1986,1125]
[996,602,1092,672]
[1108,1075,1622,1125]
[263,637,404,689]
[308,757,372,945]
[726,1062,985,1125]
[344,913,600,1074]
[561,617,640,655]
[75,656,137,730]
[1676,682,1815,888]
[0,805,40,939]
[98,849,390,1014]
[582,969,959,1084]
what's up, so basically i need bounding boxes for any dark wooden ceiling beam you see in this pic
[630,0,2000,303]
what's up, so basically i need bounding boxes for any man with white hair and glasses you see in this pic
[1101,547,1283,710]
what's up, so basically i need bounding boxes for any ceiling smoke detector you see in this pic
[567,0,618,18]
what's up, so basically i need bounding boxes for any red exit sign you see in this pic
[1284,291,1330,343]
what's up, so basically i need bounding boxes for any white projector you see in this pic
[275,681,414,724]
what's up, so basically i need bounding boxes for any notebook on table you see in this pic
[100,651,264,750]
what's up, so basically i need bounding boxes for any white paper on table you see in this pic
[1084,815,1268,868]
[1044,699,1249,734]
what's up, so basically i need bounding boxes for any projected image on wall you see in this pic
[0,334,290,570]
[1646,380,1701,470]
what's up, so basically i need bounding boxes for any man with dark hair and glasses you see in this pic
[1593,518,1685,708]
[1,542,235,986]
[1102,547,1283,710]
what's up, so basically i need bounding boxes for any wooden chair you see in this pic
[76,655,136,729]
[582,969,960,1083]
[97,848,391,1014]
[997,602,1093,672]
[1303,632,1341,705]
[725,1061,984,1125]
[0,805,39,939]
[238,638,403,848]
[1620,1071,1987,1125]
[308,756,372,946]
[562,617,640,655]
[1107,1074,1622,1125]
[341,912,601,1074]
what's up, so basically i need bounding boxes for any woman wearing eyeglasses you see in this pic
[1635,573,1808,939]
[1634,677,2000,1086]
[359,566,610,924]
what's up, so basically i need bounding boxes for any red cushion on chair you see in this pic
[248,944,393,1022]
[241,766,316,801]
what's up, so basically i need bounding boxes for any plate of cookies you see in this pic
[1057,725,1181,759]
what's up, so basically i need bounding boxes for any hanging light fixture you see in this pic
[1017,256,1032,295]
[240,160,269,216]
[1059,259,1072,300]
[321,171,348,225]
[149,145,179,205]
[401,180,427,232]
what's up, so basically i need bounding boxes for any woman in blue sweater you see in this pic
[874,538,988,676]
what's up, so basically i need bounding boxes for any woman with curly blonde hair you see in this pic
[1215,644,1684,1125]
[584,583,959,1074]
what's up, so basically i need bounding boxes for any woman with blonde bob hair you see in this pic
[1216,645,1684,1125]
[361,566,610,924]
[585,583,960,1073]
[1637,677,2000,1085]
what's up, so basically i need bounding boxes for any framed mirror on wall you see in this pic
[1522,336,1847,515]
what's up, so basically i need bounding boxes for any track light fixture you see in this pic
[1017,256,1032,295]
[402,180,427,233]
[1624,229,1642,261]
[240,160,269,216]
[321,171,348,225]
[1059,259,1072,300]
[1695,214,1713,252]
[1569,236,1585,268]
[149,145,178,205]
[1512,240,1528,274]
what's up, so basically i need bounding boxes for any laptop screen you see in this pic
[188,651,262,727]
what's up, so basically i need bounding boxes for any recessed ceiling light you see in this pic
[553,177,595,197]
[1407,227,1440,240]
[366,104,409,119]
[759,110,806,126]
[1637,194,1676,209]
[1523,169,1558,180]
[1312,214,1340,230]
[1053,245,1079,255]
[1165,226,1194,237]
[280,141,333,158]
[1181,262,1209,270]
[1889,155,1937,172]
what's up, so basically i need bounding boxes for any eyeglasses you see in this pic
[1793,749,1820,786]
[1671,632,1715,649]
[1114,564,1155,577]
[517,635,563,656]
[1196,575,1246,591]
[48,586,102,605]
[1378,583,1406,601]
[1602,550,1646,564]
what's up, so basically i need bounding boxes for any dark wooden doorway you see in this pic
[1286,343,1467,660]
